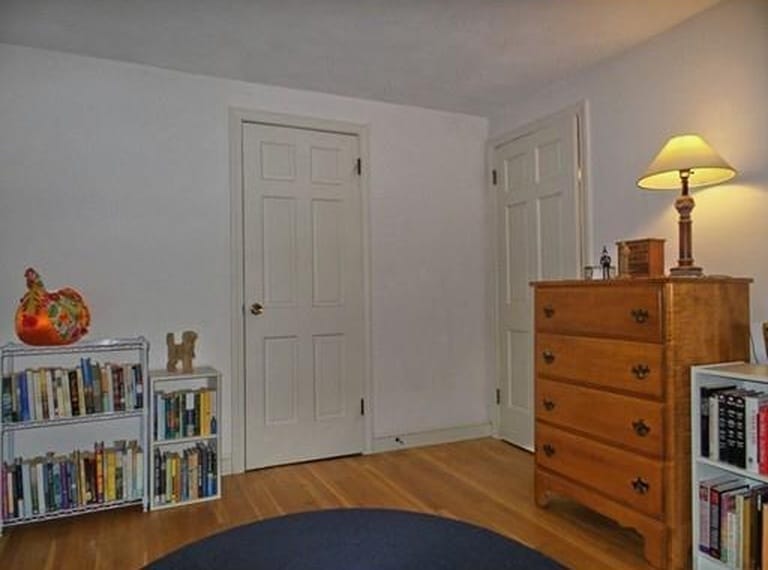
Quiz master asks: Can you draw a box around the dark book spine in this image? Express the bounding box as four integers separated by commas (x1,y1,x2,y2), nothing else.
14,459,22,518
719,392,731,464
734,393,747,468
68,370,80,416
12,373,20,422
1,375,13,422
710,487,723,558
154,448,160,503
18,372,29,422
60,460,69,509
45,458,54,512
92,363,102,414
160,452,166,503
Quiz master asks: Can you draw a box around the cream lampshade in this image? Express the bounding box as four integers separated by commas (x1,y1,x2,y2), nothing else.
637,134,735,276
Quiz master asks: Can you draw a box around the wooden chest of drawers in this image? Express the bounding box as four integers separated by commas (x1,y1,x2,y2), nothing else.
532,278,750,569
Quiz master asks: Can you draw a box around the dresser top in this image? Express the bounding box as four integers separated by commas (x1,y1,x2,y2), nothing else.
531,276,752,287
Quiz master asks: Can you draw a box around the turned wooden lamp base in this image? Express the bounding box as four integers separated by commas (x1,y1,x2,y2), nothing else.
669,265,703,277
669,175,704,277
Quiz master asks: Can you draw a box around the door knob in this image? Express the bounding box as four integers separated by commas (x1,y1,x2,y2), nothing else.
250,302,264,316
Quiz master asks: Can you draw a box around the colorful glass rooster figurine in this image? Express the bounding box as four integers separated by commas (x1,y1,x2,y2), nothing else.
15,268,91,345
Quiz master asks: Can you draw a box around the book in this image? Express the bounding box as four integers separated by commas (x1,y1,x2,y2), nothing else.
134,364,144,409
92,363,103,414
760,404,768,476
701,384,736,457
744,391,768,473
67,369,80,416
36,369,46,420
45,369,58,419
730,391,747,468
18,370,30,422
1,375,13,422
710,478,748,559
123,365,134,410
185,391,195,437
699,475,734,553
59,368,72,417
80,358,93,414
21,460,32,518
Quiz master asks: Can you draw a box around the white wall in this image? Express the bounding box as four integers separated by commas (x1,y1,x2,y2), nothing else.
0,44,490,462
491,0,768,359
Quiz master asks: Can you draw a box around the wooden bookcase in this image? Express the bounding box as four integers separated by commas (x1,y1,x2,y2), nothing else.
691,362,768,570
148,366,221,510
0,337,150,535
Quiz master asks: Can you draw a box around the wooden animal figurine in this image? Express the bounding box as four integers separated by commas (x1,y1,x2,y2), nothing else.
166,330,198,373
15,268,90,345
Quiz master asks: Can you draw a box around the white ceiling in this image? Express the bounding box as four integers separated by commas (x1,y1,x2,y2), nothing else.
0,0,722,117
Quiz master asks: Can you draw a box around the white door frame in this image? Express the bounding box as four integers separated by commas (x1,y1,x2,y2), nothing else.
485,101,591,438
228,108,373,473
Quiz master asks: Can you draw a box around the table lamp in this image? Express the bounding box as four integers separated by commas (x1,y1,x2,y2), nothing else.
637,134,735,277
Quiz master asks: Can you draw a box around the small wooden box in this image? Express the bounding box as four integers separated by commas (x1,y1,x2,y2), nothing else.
618,238,665,278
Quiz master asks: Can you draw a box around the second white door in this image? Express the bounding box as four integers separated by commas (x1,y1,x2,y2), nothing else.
243,122,365,469
493,112,582,450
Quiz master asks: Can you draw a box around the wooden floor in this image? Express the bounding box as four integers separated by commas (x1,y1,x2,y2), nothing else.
0,438,654,570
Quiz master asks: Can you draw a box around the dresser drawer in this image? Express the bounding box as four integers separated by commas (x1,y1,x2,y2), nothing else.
536,378,663,456
536,422,663,518
535,333,664,398
535,285,663,342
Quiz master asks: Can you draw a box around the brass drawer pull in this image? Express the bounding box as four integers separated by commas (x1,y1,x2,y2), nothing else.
542,351,555,364
542,399,556,411
631,364,650,379
542,444,556,457
630,308,650,324
632,419,651,437
631,477,650,495
543,304,555,318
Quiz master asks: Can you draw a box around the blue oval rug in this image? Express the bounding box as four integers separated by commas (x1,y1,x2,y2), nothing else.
146,508,566,569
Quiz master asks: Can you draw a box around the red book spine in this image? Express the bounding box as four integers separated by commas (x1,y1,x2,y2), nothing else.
759,404,768,475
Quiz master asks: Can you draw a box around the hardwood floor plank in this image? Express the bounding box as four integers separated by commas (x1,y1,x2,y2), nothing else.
0,438,654,569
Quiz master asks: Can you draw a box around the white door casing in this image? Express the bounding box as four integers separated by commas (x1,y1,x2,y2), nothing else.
242,122,366,469
492,109,584,450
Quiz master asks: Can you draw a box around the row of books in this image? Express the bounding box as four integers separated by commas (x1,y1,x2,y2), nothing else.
154,388,217,441
1,440,144,521
700,384,768,473
699,476,768,568
153,441,217,506
1,359,144,423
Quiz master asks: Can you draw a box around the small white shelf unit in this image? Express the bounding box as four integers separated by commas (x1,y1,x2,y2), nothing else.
691,361,768,570
149,366,221,510
0,337,150,535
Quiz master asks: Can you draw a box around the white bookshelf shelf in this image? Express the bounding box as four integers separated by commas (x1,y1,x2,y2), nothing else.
4,409,144,432
2,497,143,527
152,434,217,447
0,337,150,536
149,367,221,510
691,362,768,570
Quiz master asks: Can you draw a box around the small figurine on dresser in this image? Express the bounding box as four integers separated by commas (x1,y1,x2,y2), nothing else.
600,246,612,279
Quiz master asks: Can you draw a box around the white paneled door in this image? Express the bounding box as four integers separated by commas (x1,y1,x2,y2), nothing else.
243,123,365,469
493,113,581,450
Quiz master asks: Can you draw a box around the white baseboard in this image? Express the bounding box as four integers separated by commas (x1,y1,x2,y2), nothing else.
370,422,493,454
221,424,493,474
